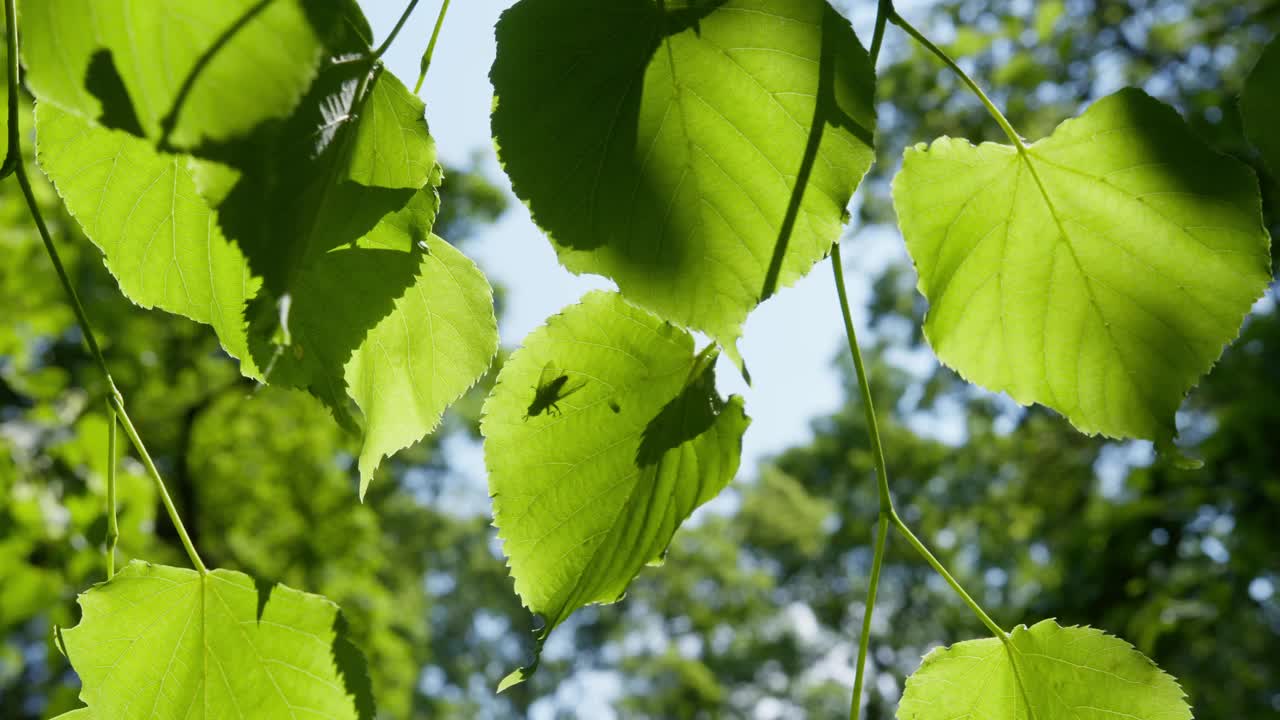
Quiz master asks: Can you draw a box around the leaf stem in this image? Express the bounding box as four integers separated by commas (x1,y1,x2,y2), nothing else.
831,245,892,516
373,0,421,60
414,0,452,94
849,513,889,719
831,242,894,720
888,511,1008,640
4,0,208,575
888,8,1026,151
832,238,1009,716
114,406,207,574
870,4,1015,643
690,341,720,379
106,407,119,579
868,0,892,66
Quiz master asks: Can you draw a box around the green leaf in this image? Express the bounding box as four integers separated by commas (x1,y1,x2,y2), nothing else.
491,0,876,351
1242,35,1280,177
186,35,470,490
482,291,749,687
18,0,351,151
258,220,500,497
346,71,440,190
897,620,1190,720
37,102,497,493
34,102,260,371
199,60,440,301
30,0,479,489
59,560,374,719
892,88,1271,442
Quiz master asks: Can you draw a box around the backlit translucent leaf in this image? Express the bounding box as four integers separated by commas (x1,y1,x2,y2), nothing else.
260,219,500,497
59,561,374,719
1242,35,1280,176
893,88,1271,442
19,0,351,151
35,102,259,371
36,104,497,493
897,620,1190,720
346,70,439,190
491,0,876,352
482,291,748,687
198,54,440,301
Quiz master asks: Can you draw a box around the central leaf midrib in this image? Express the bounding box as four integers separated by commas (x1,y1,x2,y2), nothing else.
1017,149,1157,432
1005,639,1038,720
207,574,296,718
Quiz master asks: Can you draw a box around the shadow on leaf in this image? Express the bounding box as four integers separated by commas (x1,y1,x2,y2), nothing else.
636,359,722,467
83,50,144,136
331,612,377,720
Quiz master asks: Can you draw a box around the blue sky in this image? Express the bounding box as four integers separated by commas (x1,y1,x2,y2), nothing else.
362,0,927,488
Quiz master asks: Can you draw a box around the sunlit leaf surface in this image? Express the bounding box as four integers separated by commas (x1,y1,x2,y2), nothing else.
57,561,375,720
491,0,876,353
482,291,748,688
893,89,1271,441
898,620,1191,720
20,0,349,150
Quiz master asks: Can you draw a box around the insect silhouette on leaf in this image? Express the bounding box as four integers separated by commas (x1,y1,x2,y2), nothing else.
525,362,585,419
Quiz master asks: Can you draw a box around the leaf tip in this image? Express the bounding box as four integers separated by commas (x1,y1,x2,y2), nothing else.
1157,442,1204,471
357,470,372,502
723,342,751,386
496,669,524,693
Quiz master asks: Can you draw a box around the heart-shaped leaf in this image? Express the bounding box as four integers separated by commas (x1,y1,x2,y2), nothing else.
491,0,876,354
893,89,1271,442
482,291,748,688
35,102,260,370
57,561,375,719
898,620,1190,720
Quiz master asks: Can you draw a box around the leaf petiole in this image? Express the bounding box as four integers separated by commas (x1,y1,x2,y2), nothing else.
831,240,894,720
868,0,891,67
888,8,1027,151
415,0,452,94
4,0,207,576
372,0,421,60
0,0,15,179
105,407,119,579
888,511,1008,640
842,6,893,715
833,234,1006,716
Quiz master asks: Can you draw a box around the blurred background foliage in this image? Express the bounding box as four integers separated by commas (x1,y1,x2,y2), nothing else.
2,0,1278,717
